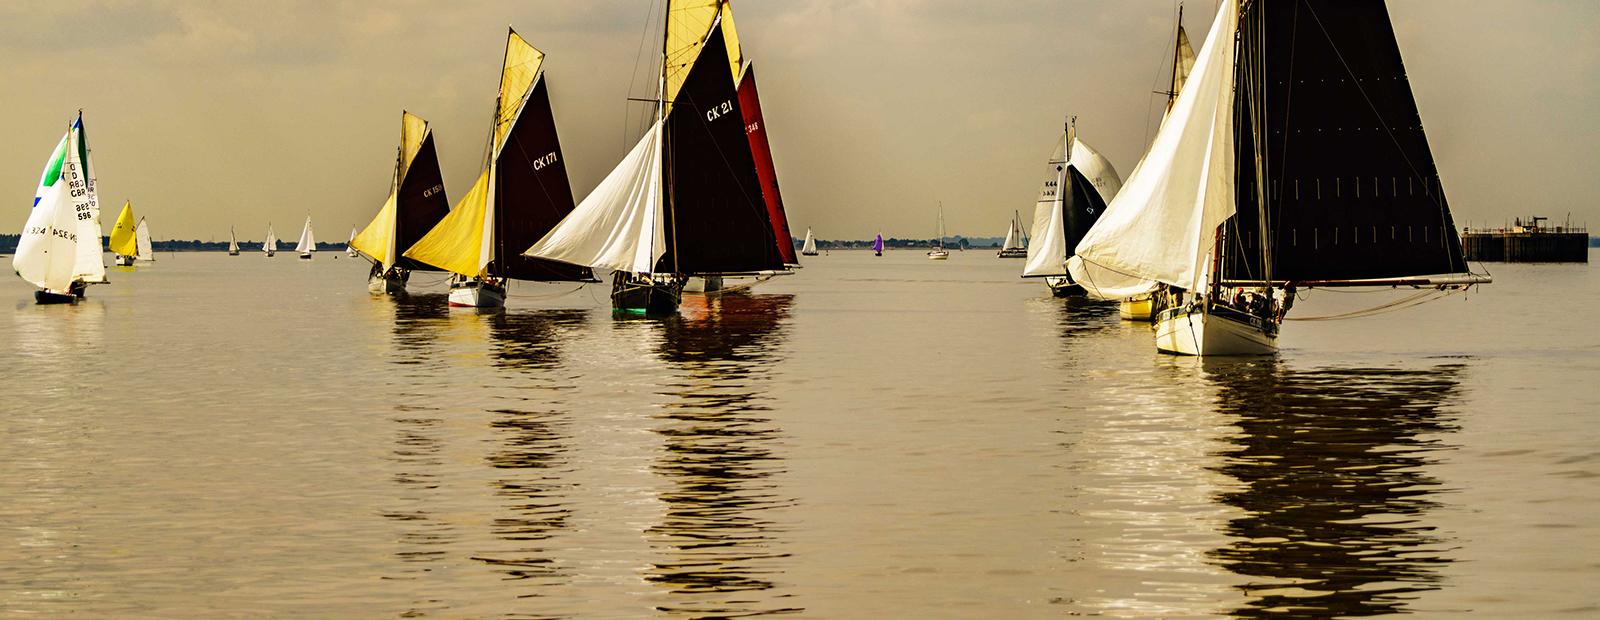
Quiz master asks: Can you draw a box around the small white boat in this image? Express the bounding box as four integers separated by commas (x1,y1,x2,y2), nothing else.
295,215,315,260
448,275,505,308
14,112,106,304
997,211,1028,258
262,224,277,257
928,203,950,259
227,226,240,256
800,228,819,256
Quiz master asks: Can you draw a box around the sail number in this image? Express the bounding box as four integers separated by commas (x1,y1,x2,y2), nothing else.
531,151,558,171
422,184,443,198
705,100,734,122
746,121,760,134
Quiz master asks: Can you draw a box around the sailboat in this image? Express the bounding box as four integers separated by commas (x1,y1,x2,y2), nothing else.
134,217,155,262
525,1,789,314
1068,0,1489,356
800,228,819,256
405,29,595,308
873,233,884,257
227,227,240,256
295,215,314,260
262,223,277,257
352,111,452,296
14,112,106,303
110,201,138,266
1021,117,1122,296
928,203,950,259
997,211,1028,258
345,228,358,257
1120,5,1199,322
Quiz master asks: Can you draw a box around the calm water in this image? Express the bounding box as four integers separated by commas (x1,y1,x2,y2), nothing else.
1,250,1596,618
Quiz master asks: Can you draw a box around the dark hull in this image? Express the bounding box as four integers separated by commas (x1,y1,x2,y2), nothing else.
35,281,86,304
611,272,683,315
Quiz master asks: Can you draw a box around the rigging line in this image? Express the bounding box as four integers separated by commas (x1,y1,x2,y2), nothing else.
626,0,664,150
1141,1,1182,151
1285,287,1458,321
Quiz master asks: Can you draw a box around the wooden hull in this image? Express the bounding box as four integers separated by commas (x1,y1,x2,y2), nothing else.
1044,276,1084,297
1155,304,1277,356
448,279,505,308
1119,294,1154,322
611,273,683,315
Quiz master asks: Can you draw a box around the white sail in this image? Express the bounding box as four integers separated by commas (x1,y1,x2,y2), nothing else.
1000,220,1018,250
73,129,106,283
14,131,80,292
525,119,664,274
801,228,817,254
1022,135,1121,277
296,216,315,253
263,225,277,253
134,218,154,261
228,227,239,252
1068,0,1238,299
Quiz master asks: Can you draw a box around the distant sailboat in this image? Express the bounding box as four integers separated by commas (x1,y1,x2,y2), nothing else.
1022,117,1122,296
353,112,452,295
1068,0,1489,356
405,29,595,308
110,201,138,265
134,217,155,262
928,203,950,260
997,211,1028,258
262,223,277,257
526,2,789,314
800,228,819,256
14,112,105,303
227,227,240,256
295,216,314,260
873,233,884,257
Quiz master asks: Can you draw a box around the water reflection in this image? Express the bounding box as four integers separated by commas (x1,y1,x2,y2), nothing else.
647,293,801,617
1203,360,1463,617
1053,296,1118,340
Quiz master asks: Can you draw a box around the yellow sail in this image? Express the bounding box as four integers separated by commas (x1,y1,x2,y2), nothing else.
402,169,491,277
399,111,429,181
350,191,397,267
108,201,138,256
664,0,743,114
496,31,545,151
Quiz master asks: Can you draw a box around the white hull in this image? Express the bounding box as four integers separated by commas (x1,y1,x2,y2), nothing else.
927,250,949,260
1154,305,1277,356
449,281,505,308
368,273,406,295
113,254,134,266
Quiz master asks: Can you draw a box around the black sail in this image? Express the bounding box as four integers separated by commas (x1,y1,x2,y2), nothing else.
659,20,784,275
1225,0,1466,283
491,76,595,282
394,132,451,271
1062,165,1110,261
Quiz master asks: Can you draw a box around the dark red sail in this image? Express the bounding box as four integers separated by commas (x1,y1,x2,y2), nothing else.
737,64,797,265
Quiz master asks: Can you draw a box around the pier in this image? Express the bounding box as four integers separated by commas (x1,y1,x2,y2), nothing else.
1462,217,1589,263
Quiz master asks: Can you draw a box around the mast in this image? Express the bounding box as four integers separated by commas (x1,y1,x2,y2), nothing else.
1170,4,1184,109
663,3,678,275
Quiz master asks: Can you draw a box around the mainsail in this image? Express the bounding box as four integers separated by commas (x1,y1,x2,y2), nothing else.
405,30,592,282
263,225,277,253
351,111,451,272
1067,1,1238,299
228,227,240,253
295,216,315,254
14,123,87,292
801,228,817,254
872,234,884,254
527,12,783,277
72,117,107,284
134,218,154,260
109,201,138,257
1023,128,1123,278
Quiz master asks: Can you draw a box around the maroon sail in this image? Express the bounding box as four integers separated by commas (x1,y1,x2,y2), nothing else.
737,64,797,266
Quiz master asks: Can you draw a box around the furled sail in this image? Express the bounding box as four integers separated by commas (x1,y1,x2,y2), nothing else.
295,216,315,253
352,112,450,271
14,128,82,292
525,120,664,274
660,18,783,275
1067,0,1239,299
109,201,138,256
1023,133,1122,278
737,63,797,265
1220,0,1468,284
405,31,591,282
134,218,154,260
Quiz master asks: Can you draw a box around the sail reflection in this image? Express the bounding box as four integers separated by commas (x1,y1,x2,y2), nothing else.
647,293,801,617
1054,296,1118,339
1203,360,1463,617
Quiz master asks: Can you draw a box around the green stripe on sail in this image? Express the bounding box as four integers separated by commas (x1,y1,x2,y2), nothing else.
40,135,68,187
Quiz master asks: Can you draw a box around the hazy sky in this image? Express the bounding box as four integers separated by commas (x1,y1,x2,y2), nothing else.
3,1,1596,241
